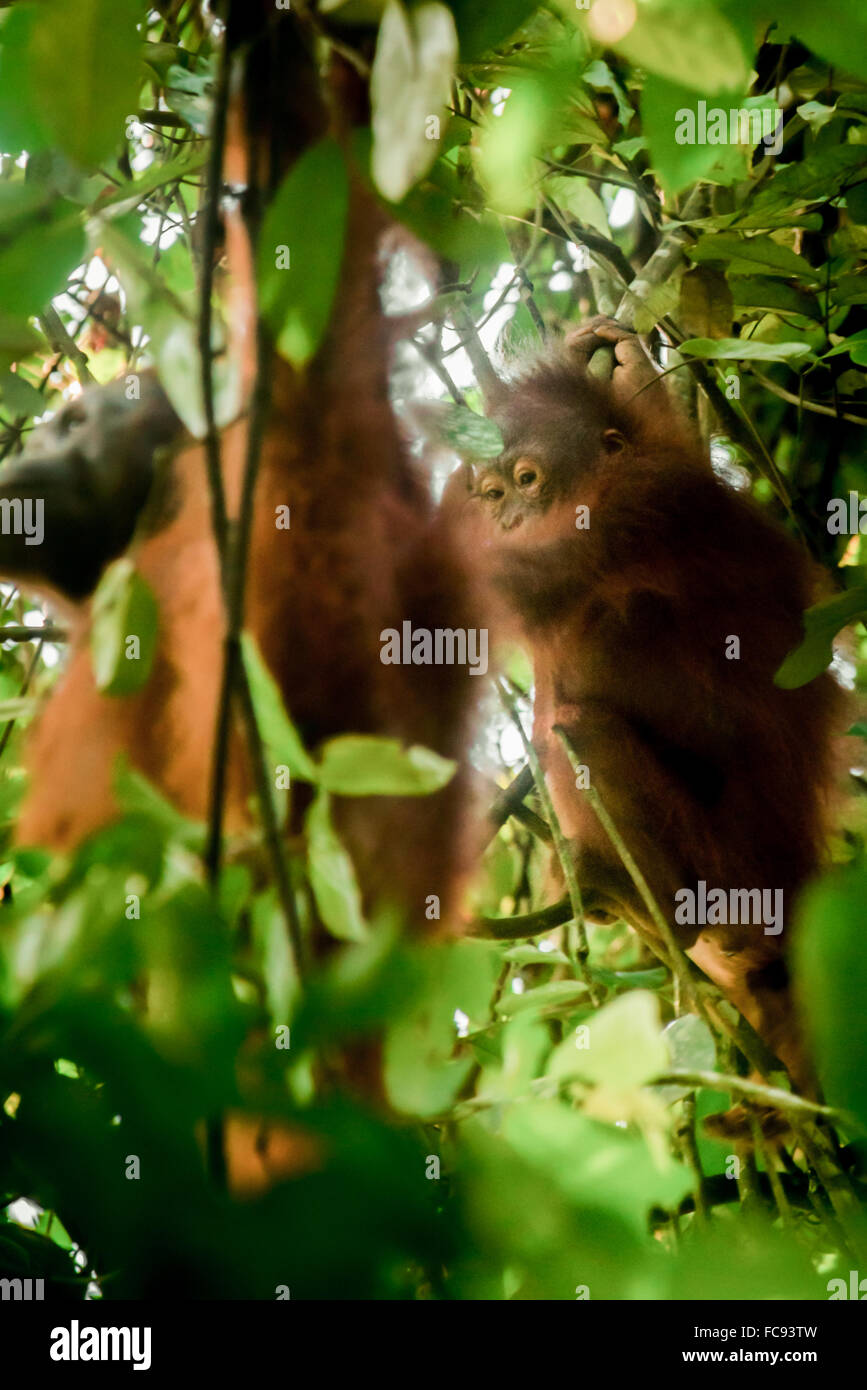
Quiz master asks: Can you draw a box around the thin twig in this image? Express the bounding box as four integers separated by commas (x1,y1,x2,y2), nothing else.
237,664,305,971
791,1118,867,1264
410,335,467,406
487,763,533,827
544,195,635,290
497,681,600,1004
553,724,701,1020
752,370,867,426
0,624,66,642
196,23,232,1196
656,1070,839,1120
37,307,94,387
675,1093,709,1225
0,636,43,761
196,30,229,562
449,304,502,407
749,1112,794,1229
473,895,573,940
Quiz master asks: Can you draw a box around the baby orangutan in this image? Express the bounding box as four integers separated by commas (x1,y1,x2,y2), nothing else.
457,316,844,1108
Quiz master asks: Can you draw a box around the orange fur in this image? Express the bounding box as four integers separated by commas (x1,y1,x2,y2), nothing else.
456,319,846,1096
18,12,477,929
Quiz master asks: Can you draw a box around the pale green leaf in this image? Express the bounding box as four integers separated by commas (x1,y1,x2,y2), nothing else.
258,138,349,366
371,1,458,201
547,990,667,1089
306,791,367,943
318,735,456,796
241,633,318,782
90,559,158,696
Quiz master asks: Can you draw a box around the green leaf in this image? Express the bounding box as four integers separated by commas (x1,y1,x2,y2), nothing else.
547,990,667,1088
113,759,203,848
641,76,752,195
504,944,570,966
141,41,192,83
371,1,458,202
449,0,539,60
252,888,300,1024
0,9,47,155
678,336,815,365
730,275,821,320
394,184,511,279
846,181,867,226
93,217,238,436
383,939,501,1116
546,175,610,236
796,100,838,133
775,587,867,689
318,735,456,796
96,150,209,217
29,0,141,168
834,274,867,307
241,633,318,782
479,61,577,212
746,145,865,217
687,234,818,280
0,372,44,418
654,1015,717,1103
665,1014,717,1070
306,791,367,943
411,400,504,459
597,0,749,94
821,328,867,361
612,136,647,160
795,865,867,1131
90,559,158,696
0,195,85,319
498,1099,690,1232
164,61,211,135
582,58,635,127
496,979,589,1019
0,315,40,368
594,965,670,990
0,697,37,723
143,297,238,437
779,2,867,85
258,138,350,367
680,266,734,340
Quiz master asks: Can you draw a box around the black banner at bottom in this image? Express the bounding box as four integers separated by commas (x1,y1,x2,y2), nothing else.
1,1298,864,1376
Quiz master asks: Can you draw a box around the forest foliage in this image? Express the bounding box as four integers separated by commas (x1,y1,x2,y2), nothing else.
0,0,866,1299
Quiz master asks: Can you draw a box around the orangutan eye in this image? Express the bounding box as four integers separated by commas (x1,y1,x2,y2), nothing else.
483,485,504,501
514,462,541,489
